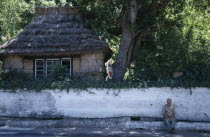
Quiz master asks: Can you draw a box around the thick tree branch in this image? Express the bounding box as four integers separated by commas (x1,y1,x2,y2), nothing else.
134,27,151,37
127,39,135,66
130,0,141,24
127,27,150,66
130,27,151,63
116,18,129,33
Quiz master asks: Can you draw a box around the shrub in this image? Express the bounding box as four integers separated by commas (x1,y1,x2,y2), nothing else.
1,68,28,80
48,64,66,80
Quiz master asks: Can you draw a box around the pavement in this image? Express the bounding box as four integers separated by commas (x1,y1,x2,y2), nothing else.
0,127,210,137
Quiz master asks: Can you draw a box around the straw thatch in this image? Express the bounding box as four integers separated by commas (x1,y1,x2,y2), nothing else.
0,7,112,58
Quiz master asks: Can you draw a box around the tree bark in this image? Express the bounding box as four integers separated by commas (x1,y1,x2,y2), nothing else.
112,21,133,81
112,27,150,81
112,0,139,81
111,0,171,82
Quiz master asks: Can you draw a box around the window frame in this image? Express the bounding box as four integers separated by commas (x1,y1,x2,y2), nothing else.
35,59,45,79
46,58,60,78
34,58,72,79
61,58,72,77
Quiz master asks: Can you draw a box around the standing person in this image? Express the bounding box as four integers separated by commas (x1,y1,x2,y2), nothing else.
162,99,176,134
107,60,113,79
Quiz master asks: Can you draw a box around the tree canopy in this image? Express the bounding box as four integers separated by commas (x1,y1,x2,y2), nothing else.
0,0,209,82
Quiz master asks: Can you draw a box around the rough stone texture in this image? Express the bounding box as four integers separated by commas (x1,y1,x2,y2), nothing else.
73,58,81,74
1,117,127,128
80,53,105,72
80,53,105,80
0,117,210,131
23,59,33,78
127,121,210,131
79,72,105,81
3,56,23,71
0,126,210,137
1,52,107,80
0,88,209,122
0,91,63,118
71,53,106,80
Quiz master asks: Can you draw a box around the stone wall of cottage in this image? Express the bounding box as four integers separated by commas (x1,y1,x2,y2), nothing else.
73,58,81,75
3,56,33,78
3,56,23,71
2,52,106,80
79,52,105,80
23,59,33,78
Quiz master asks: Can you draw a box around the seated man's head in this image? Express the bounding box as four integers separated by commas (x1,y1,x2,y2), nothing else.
167,99,172,106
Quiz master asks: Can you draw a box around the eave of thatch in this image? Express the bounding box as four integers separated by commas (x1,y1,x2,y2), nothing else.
0,7,112,60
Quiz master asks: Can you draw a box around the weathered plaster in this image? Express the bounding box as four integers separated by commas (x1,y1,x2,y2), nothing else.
0,88,209,122
3,56,23,70
0,91,62,118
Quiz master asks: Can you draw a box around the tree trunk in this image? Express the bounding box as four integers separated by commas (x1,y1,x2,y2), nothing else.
112,0,139,82
112,21,135,81
111,0,170,81
112,26,150,81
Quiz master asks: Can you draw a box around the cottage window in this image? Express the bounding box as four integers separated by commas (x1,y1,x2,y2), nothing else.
61,58,71,77
35,59,44,79
46,59,60,78
35,58,72,79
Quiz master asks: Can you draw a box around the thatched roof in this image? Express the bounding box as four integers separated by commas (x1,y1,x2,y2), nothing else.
0,7,112,59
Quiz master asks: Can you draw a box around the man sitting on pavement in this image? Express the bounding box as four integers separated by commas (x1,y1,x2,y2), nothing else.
162,98,176,134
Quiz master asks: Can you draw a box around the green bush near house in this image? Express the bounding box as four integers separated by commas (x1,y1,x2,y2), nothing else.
1,69,28,80
0,77,209,91
0,61,2,78
47,64,67,81
0,60,209,91
0,0,209,91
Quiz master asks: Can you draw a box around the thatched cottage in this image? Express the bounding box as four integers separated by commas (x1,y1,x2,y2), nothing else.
0,7,112,80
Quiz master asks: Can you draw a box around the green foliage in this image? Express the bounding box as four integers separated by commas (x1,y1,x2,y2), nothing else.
129,0,210,81
1,69,28,80
48,64,66,80
0,0,73,45
0,61,2,78
74,0,209,81
0,0,34,45
0,0,209,84
77,0,122,60
0,0,22,44
0,78,208,92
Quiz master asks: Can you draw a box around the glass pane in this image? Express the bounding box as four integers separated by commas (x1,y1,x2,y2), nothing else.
37,66,44,70
37,75,43,78
46,59,60,78
53,60,59,65
47,60,58,69
63,61,70,69
62,59,71,77
37,71,44,75
47,62,53,66
36,60,44,79
36,61,44,66
47,65,53,71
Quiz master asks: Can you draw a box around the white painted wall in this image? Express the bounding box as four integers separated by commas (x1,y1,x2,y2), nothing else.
0,88,209,122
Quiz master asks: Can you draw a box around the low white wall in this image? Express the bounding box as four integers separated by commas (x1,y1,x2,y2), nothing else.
0,88,209,122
